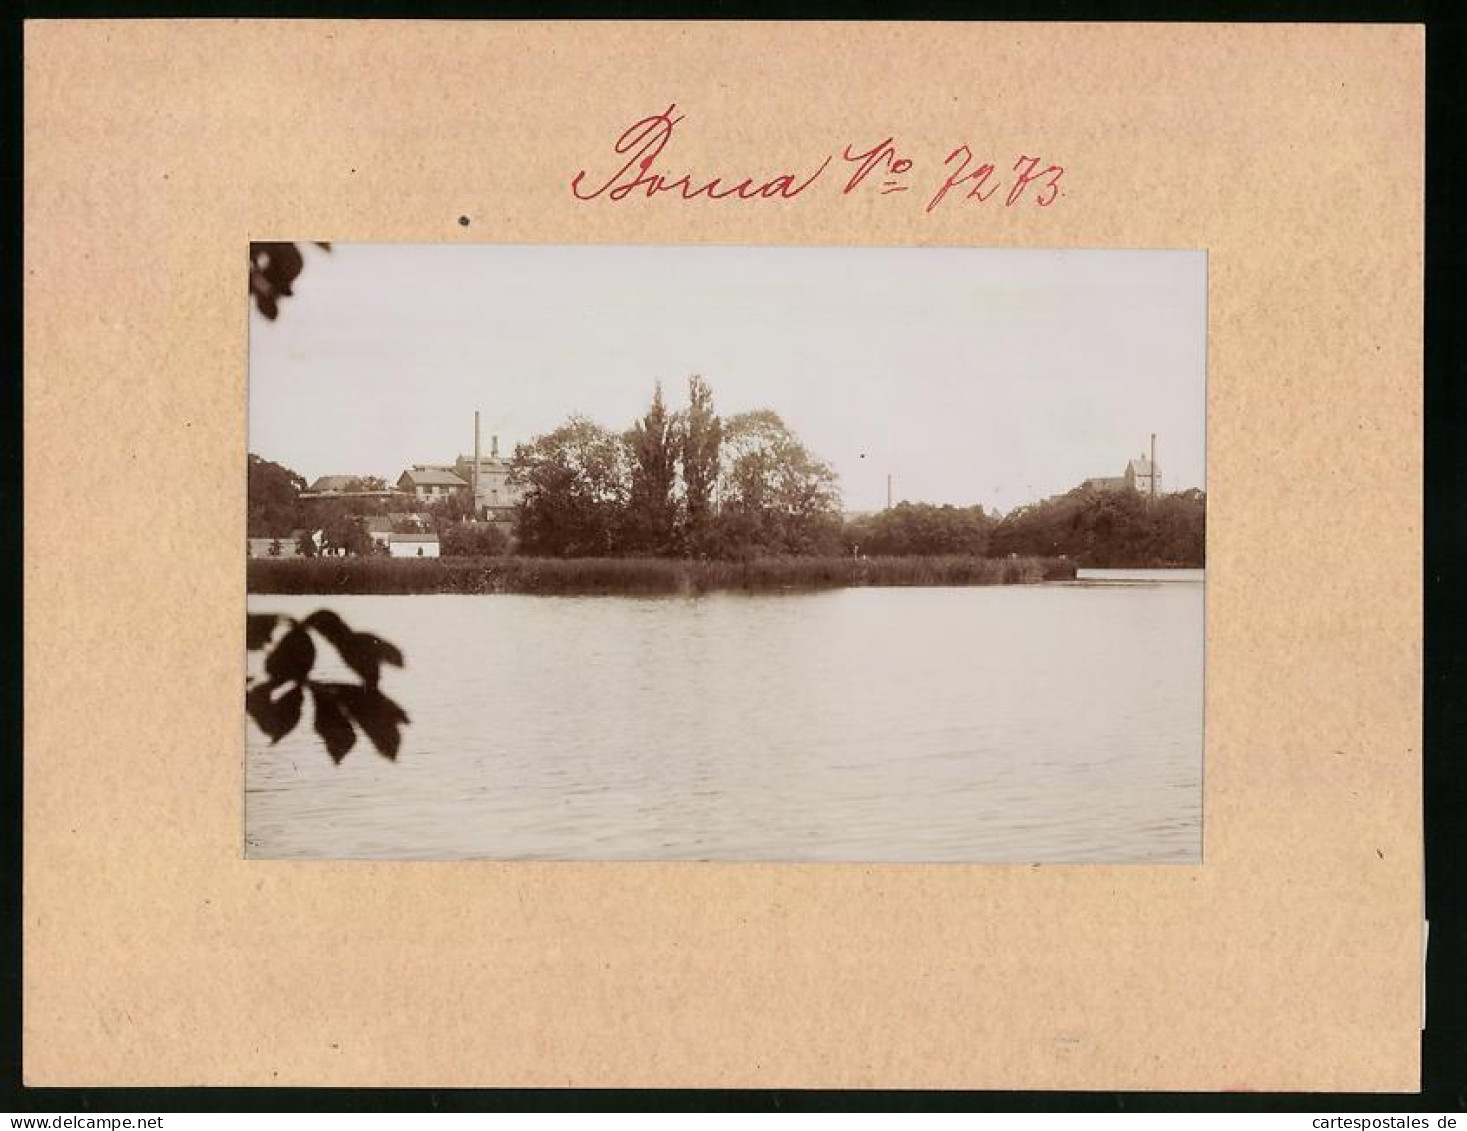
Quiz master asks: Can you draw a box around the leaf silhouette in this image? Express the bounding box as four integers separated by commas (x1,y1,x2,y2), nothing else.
246,682,303,743
248,242,305,322
359,633,404,670
247,605,410,761
303,610,402,687
301,609,352,645
336,684,410,759
310,683,356,763
246,614,280,651
265,623,315,684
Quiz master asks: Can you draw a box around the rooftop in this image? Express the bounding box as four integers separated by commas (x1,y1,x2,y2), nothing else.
399,468,468,488
308,475,357,492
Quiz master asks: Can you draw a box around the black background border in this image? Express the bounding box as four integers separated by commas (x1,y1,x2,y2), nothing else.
1,0,1461,1112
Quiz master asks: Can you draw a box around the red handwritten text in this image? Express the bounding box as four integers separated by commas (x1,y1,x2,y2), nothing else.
841,138,916,195
927,147,1065,213
570,107,1066,214
571,104,831,202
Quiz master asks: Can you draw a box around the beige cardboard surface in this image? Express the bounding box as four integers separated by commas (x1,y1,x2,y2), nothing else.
23,21,1423,1090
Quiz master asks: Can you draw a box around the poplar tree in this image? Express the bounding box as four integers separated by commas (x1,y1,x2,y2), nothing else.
679,375,723,555
625,382,679,554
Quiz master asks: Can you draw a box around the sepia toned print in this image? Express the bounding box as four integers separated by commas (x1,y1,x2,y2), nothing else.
245,243,1205,862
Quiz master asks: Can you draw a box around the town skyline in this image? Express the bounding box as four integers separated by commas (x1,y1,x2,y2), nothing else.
255,425,1190,520
249,244,1206,514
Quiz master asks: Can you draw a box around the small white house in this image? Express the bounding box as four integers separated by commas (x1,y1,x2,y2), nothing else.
388,533,441,558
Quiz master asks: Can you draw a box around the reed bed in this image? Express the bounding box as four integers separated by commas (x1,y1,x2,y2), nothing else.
248,555,1076,596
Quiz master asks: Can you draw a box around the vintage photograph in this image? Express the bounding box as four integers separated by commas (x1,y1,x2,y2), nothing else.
245,244,1206,863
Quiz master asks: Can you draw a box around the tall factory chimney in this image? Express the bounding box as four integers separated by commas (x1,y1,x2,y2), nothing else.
1149,432,1157,497
887,473,893,510
473,411,481,516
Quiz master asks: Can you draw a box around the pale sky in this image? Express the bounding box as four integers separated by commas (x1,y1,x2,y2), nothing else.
249,244,1205,515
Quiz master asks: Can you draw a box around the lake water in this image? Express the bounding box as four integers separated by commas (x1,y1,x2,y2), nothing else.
246,575,1203,863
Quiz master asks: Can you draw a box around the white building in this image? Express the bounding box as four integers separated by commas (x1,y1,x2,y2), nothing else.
388,532,441,558
1081,443,1163,497
1123,454,1162,496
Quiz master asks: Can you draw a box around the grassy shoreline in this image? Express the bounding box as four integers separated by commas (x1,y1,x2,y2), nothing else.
247,554,1078,596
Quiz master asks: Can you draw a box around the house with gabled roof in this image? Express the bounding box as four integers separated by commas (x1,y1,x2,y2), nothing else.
396,466,468,502
1123,454,1161,496
307,474,357,494
1081,441,1163,498
364,516,395,549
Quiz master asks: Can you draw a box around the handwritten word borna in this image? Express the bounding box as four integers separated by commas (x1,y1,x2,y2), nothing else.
570,105,1065,213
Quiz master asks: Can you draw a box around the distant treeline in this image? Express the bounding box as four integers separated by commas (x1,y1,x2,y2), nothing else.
989,487,1205,568
844,490,1204,568
248,555,1077,596
250,375,1205,568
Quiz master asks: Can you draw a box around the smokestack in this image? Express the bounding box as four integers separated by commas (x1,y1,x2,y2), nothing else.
492,434,499,459
887,473,893,510
1149,432,1157,497
473,411,481,516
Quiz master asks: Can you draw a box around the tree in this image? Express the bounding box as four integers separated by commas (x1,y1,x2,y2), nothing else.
440,521,511,557
247,453,307,536
321,512,372,557
624,382,679,554
843,502,993,557
716,410,843,556
296,530,319,558
1141,489,1206,565
427,489,476,528
989,486,1206,567
678,374,722,555
509,416,632,557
